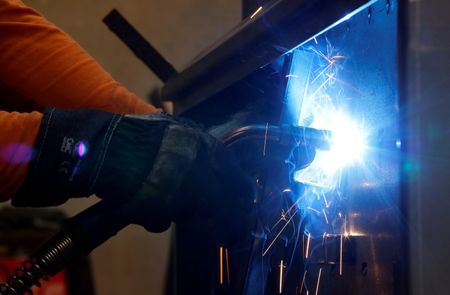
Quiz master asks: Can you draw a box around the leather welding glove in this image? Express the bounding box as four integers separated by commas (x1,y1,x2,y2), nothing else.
13,108,254,232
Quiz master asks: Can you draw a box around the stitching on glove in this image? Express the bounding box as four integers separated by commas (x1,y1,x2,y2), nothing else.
32,108,55,178
88,114,123,193
124,112,178,124
146,125,200,196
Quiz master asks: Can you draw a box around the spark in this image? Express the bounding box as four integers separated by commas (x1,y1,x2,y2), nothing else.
322,191,329,208
305,233,311,258
281,209,288,221
219,246,224,285
271,214,287,231
263,122,269,156
310,60,336,84
263,210,298,256
279,260,286,294
339,234,343,276
296,112,368,187
307,206,321,214
219,247,230,285
293,0,378,65
271,195,304,230
250,6,263,19
315,268,322,295
325,72,337,82
346,231,366,237
294,41,368,192
322,209,329,224
332,54,346,60
344,215,348,237
288,196,305,212
289,37,371,290
324,74,364,95
307,74,334,99
310,47,332,64
299,270,307,294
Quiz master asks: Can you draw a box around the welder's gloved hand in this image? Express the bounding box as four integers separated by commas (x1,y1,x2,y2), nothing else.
13,108,254,232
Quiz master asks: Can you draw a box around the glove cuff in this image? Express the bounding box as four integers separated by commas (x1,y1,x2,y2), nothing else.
13,108,120,206
13,108,169,207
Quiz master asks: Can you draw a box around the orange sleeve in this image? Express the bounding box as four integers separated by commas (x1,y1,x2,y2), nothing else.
0,0,159,115
0,110,41,201
0,0,162,201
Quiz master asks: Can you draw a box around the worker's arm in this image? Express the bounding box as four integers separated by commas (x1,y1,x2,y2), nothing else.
12,109,253,232
0,111,41,201
0,0,158,114
0,0,161,201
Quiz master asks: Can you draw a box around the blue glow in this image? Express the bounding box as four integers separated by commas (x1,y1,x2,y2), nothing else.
75,141,88,157
288,0,380,54
329,114,367,166
290,44,368,190
282,0,400,240
286,22,384,238
0,143,33,164
244,1,401,293
289,41,371,238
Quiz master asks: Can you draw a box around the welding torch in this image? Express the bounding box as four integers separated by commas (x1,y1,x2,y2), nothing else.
0,125,331,295
222,125,331,150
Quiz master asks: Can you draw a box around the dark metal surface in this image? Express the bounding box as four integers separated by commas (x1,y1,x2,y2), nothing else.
162,0,376,114
247,1,405,293
404,0,450,294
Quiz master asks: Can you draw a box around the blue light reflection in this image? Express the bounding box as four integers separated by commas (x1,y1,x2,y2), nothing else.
283,3,400,238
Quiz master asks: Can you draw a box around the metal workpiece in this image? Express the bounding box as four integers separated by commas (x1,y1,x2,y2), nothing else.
404,0,450,293
173,0,408,294
163,0,378,114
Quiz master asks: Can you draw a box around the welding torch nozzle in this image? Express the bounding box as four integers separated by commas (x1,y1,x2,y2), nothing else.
222,124,332,151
